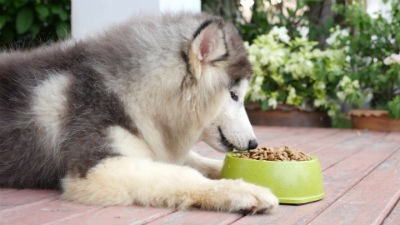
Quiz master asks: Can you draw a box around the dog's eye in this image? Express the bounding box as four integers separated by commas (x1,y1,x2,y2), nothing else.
230,91,239,101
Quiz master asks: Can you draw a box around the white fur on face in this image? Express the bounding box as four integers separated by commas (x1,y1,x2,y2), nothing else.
201,79,256,152
31,73,70,153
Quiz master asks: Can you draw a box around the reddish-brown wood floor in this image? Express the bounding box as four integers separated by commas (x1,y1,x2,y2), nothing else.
1,127,399,225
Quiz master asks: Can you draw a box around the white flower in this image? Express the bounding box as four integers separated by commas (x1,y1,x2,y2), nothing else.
270,26,290,43
337,91,345,101
314,98,326,107
255,75,263,84
383,53,400,65
338,76,351,87
326,27,349,47
363,57,372,64
271,0,282,4
352,80,360,89
389,35,395,44
286,86,299,105
297,26,309,38
316,81,326,90
268,97,278,109
371,35,378,42
365,92,373,103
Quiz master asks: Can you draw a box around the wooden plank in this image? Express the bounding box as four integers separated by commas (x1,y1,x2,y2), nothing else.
145,209,242,225
0,189,58,210
49,206,175,225
0,189,18,194
385,132,400,143
315,131,387,171
308,148,400,225
0,198,100,225
383,200,400,225
231,133,399,225
257,128,340,148
305,129,366,153
252,126,291,140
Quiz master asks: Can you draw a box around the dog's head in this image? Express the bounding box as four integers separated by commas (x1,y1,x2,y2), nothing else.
179,15,256,152
201,77,257,152
185,17,257,152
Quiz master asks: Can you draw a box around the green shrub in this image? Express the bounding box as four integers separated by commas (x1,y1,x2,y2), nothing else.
0,0,71,49
387,96,400,119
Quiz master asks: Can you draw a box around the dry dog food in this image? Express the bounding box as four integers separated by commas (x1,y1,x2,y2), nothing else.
234,146,312,161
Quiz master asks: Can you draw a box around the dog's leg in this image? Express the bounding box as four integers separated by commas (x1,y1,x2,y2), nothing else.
61,156,278,213
184,151,222,179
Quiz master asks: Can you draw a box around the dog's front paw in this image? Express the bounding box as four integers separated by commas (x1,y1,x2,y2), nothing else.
204,159,223,179
210,179,279,214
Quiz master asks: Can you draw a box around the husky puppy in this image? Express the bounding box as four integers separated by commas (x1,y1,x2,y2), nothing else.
0,13,278,213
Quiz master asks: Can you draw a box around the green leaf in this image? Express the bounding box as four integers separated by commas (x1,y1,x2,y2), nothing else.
35,5,50,21
387,96,400,118
29,24,40,37
51,5,69,21
16,8,33,34
261,101,269,111
56,22,69,39
13,0,29,8
0,16,6,28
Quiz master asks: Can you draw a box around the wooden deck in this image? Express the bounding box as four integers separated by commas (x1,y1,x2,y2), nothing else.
1,126,399,225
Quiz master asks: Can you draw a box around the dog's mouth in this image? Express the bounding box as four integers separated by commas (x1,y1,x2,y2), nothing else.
218,126,237,152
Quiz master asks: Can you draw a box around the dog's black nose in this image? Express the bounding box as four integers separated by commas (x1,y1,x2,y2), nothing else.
248,139,258,150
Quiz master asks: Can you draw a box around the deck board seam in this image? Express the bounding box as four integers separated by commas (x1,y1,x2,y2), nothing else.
377,189,400,225
377,147,400,225
311,131,377,154
321,132,390,172
41,207,101,225
140,209,178,225
0,195,58,213
305,145,400,225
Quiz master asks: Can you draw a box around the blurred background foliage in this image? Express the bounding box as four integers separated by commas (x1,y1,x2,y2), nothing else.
202,0,359,47
0,0,70,49
0,0,360,49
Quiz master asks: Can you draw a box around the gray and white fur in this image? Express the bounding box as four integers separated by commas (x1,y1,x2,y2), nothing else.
0,12,278,213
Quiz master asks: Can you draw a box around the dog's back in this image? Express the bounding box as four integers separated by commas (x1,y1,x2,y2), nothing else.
0,41,120,188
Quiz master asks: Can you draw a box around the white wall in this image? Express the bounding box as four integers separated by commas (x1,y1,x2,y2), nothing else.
72,0,201,39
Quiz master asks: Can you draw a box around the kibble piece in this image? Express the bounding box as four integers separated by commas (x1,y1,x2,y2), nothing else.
233,146,312,161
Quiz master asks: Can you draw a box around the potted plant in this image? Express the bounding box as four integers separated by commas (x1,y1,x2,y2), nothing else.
245,26,346,127
349,96,400,131
331,2,400,131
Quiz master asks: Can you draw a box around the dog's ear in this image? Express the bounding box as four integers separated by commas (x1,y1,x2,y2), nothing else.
189,19,227,78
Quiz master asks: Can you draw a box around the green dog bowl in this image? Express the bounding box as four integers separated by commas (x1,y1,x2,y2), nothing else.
220,152,324,204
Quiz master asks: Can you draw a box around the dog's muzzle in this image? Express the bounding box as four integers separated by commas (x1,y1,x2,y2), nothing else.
218,127,258,151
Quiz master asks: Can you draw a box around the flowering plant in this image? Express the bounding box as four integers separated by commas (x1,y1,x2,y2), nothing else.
246,26,347,118
329,2,400,116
